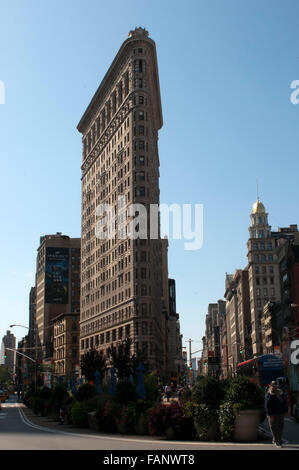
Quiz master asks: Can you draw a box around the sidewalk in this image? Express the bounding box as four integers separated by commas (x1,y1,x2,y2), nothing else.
259,416,299,445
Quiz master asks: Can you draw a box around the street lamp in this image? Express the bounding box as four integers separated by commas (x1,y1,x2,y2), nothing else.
9,324,38,390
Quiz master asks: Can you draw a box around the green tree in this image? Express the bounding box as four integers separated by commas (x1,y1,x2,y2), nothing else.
109,338,132,380
0,366,12,386
109,338,149,381
80,349,106,382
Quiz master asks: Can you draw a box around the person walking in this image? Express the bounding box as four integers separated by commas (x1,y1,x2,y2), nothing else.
164,384,172,402
265,381,288,448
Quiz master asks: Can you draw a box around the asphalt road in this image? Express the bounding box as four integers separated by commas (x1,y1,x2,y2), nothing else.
0,395,298,451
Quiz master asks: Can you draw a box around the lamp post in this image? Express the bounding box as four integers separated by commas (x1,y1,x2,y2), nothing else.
9,324,38,390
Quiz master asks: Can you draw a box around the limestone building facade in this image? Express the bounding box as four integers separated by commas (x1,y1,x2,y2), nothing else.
77,28,171,377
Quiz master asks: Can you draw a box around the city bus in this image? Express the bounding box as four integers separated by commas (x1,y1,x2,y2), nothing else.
236,354,285,390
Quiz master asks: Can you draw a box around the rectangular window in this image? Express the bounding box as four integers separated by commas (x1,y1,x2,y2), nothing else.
141,285,147,296
141,268,147,279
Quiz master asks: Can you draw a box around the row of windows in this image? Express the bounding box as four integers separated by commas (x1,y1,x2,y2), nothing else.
251,230,270,239
255,265,274,274
81,324,131,349
256,288,275,297
253,242,272,250
256,277,275,285
81,305,132,324
253,254,273,262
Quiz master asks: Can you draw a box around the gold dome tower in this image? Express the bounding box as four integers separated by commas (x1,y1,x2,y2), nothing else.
251,199,266,214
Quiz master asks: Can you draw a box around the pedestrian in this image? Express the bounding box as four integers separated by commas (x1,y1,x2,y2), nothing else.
265,380,288,448
59,405,66,425
164,384,171,402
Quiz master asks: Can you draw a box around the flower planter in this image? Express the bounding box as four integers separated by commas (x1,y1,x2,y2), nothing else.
233,409,263,442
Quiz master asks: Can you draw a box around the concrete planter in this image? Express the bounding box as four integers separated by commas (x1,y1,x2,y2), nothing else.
233,409,263,442
134,413,148,435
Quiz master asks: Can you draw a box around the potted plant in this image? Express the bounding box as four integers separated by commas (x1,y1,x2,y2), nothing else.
193,403,218,441
191,377,223,440
223,376,265,442
116,404,137,434
148,402,185,440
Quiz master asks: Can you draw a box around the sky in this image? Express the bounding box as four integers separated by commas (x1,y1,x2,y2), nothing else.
0,0,299,357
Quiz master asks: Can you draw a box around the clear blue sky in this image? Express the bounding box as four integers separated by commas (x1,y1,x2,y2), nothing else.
1,0,299,356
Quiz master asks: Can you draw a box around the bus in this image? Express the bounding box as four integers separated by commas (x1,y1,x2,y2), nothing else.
236,354,286,390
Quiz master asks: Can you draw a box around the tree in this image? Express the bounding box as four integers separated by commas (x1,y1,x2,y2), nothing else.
0,366,12,386
109,338,132,380
109,338,149,380
80,349,106,382
130,350,149,379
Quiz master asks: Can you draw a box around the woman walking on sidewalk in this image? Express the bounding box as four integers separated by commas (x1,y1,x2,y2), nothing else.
265,381,288,448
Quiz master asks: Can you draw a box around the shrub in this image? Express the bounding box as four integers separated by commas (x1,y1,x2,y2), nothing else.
85,395,104,412
116,404,137,434
25,396,34,409
33,397,44,415
224,376,264,411
71,401,89,427
143,372,160,405
39,386,52,401
193,403,218,441
96,400,120,433
191,377,224,410
50,384,69,413
178,386,192,404
148,403,185,439
180,401,197,440
114,380,138,405
218,401,235,441
76,383,96,402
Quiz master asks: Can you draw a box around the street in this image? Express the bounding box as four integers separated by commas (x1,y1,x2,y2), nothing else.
0,395,298,451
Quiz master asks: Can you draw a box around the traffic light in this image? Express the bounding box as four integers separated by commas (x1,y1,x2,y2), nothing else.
239,345,243,355
4,350,7,359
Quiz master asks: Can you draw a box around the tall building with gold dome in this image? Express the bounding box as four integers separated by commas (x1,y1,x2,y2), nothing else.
247,199,281,356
